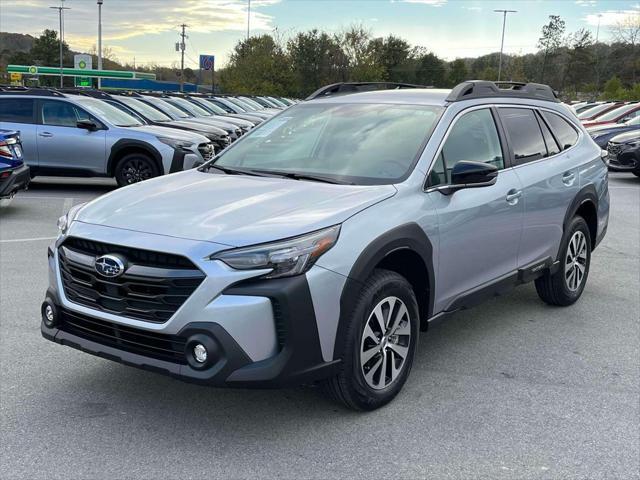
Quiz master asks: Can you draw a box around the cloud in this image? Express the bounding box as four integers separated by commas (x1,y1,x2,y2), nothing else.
1,0,281,43
583,8,640,27
394,0,448,6
575,0,597,7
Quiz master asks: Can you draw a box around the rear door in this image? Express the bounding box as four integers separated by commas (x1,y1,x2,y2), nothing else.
426,107,524,312
498,107,581,268
0,97,38,167
36,99,107,174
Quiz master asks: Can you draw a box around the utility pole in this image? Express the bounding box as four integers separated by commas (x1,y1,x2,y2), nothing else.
494,9,517,81
247,0,251,40
179,24,188,92
50,3,71,87
97,0,103,88
595,13,603,94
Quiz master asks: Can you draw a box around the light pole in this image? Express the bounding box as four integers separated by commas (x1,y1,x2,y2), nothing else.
50,3,71,87
494,9,517,81
247,0,251,40
97,0,103,88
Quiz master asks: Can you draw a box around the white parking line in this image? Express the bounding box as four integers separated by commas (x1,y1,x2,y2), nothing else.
0,236,57,244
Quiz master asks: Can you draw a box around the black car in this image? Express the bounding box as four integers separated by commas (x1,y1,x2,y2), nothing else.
0,129,30,206
588,117,640,148
607,130,640,177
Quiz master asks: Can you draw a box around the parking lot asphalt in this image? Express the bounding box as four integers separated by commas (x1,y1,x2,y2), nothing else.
1,174,638,480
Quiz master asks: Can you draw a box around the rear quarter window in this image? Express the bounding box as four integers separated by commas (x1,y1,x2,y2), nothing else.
541,111,579,150
0,98,35,124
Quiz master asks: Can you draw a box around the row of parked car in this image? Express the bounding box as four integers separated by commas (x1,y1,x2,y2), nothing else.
0,86,296,204
570,100,640,177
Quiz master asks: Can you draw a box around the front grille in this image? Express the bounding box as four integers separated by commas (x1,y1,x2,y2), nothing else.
58,308,187,364
198,142,215,161
59,237,205,323
607,143,623,156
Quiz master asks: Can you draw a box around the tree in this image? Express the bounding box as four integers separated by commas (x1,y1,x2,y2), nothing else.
415,52,445,87
447,59,468,86
31,29,69,67
538,15,565,83
369,35,413,82
562,28,594,93
340,25,385,81
611,14,640,83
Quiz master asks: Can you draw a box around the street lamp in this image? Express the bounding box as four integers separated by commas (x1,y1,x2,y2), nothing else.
247,0,251,40
50,3,71,87
97,0,103,88
494,9,517,82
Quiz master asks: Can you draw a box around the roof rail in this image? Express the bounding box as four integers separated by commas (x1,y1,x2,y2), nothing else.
306,82,430,101
56,88,114,100
446,80,559,103
0,87,66,97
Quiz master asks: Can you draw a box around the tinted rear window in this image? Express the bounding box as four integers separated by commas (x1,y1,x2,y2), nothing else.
0,98,35,124
541,111,579,150
499,108,546,164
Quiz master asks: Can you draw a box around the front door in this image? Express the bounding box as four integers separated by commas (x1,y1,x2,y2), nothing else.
426,108,524,313
36,99,107,174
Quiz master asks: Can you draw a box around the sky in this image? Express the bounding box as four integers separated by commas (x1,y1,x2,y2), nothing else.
1,0,638,69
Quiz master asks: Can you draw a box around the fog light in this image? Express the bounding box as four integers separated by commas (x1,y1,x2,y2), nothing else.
193,344,208,363
41,300,58,328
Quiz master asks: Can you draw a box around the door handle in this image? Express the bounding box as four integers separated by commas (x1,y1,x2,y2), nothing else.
39,132,53,138
506,189,522,205
562,171,576,186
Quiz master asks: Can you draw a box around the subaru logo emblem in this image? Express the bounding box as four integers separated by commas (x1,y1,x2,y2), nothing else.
94,254,126,278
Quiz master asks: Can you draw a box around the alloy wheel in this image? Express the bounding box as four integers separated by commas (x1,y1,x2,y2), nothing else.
360,296,412,390
565,230,588,292
122,159,153,184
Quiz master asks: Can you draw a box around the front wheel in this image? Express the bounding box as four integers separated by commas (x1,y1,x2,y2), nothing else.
114,153,159,187
321,269,419,410
535,216,591,306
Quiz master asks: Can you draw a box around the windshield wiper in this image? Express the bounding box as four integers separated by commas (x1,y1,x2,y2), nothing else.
202,164,266,177
246,169,351,185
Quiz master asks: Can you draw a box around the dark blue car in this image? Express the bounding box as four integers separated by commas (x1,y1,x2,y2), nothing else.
587,116,640,149
0,129,30,206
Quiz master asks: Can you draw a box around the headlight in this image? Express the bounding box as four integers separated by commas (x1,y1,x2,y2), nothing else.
211,225,340,279
626,141,640,148
158,137,195,151
57,202,87,235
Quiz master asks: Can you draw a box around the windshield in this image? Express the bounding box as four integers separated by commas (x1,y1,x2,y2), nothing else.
167,97,212,117
214,98,243,113
76,98,143,127
213,103,443,185
239,97,265,110
596,104,638,122
225,98,253,111
117,97,172,122
626,116,640,126
578,103,616,119
143,98,191,119
192,98,225,114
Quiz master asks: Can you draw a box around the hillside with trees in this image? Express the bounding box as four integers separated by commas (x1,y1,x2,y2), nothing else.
1,12,638,99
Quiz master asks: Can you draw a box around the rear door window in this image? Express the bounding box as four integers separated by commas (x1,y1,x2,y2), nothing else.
541,111,579,150
499,108,547,165
0,98,35,124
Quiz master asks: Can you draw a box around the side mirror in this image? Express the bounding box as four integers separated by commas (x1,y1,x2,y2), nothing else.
439,161,498,195
77,120,98,131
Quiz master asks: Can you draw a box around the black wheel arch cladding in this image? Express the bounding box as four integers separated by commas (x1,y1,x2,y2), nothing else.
334,222,435,361
108,139,163,176
563,184,599,252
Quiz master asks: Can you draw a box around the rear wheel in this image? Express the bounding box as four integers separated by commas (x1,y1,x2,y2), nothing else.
535,216,591,306
114,153,159,187
321,269,419,410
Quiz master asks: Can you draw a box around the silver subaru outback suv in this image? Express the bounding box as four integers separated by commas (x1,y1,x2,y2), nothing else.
42,81,609,410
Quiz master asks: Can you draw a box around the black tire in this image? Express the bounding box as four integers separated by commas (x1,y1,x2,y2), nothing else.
535,216,591,306
321,269,419,411
114,153,160,187
632,167,640,178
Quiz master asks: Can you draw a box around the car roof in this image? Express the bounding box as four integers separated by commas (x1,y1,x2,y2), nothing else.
309,88,452,106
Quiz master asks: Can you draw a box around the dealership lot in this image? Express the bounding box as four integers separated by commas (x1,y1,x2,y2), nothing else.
1,174,638,479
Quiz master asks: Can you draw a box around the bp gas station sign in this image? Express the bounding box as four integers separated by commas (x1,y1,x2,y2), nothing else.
74,54,93,87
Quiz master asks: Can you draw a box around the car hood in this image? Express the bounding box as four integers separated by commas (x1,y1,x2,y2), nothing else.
127,125,210,144
610,130,640,144
75,169,397,246
165,120,227,137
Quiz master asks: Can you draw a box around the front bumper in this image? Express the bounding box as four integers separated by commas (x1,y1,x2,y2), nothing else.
0,164,30,198
41,226,343,388
607,146,639,172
